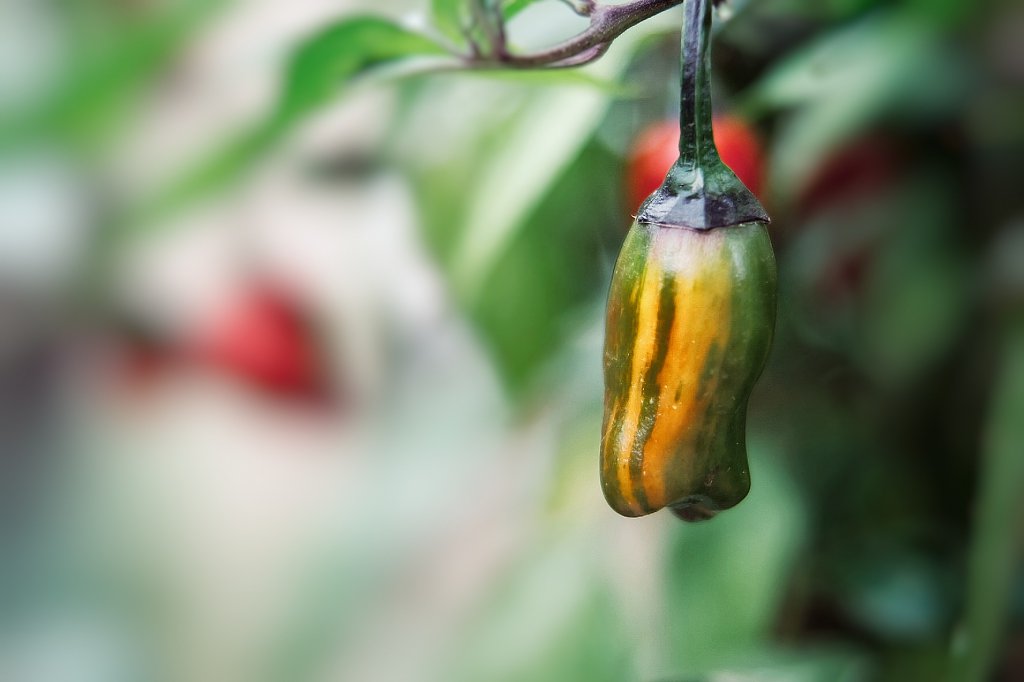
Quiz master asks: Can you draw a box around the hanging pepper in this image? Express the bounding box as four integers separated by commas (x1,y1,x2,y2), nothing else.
601,0,777,522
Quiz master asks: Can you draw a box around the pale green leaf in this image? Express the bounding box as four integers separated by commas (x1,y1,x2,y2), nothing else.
277,16,448,119
149,15,447,216
502,0,543,20
432,0,469,45
0,0,229,148
446,29,652,299
740,10,966,199
659,446,807,675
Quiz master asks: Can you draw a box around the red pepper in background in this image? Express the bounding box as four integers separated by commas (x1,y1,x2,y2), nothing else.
626,114,766,214
192,283,329,403
797,135,901,218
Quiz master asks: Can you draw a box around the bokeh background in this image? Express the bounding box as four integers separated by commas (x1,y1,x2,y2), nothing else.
1,0,1023,680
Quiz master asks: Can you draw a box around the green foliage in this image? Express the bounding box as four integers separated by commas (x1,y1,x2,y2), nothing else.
448,537,634,682
152,16,447,214
279,17,447,119
396,26,664,391
0,0,229,150
470,141,623,388
742,9,968,201
433,0,470,46
502,0,544,20
661,448,807,674
858,173,972,386
951,322,1024,681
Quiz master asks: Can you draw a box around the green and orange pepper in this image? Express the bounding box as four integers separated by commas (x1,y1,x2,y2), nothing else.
601,0,777,521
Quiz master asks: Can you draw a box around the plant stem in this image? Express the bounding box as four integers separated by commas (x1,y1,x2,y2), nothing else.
466,0,685,68
677,0,717,169
634,0,768,229
949,320,1024,682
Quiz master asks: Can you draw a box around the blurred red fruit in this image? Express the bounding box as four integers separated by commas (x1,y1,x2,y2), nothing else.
193,284,327,402
797,136,901,217
626,114,766,213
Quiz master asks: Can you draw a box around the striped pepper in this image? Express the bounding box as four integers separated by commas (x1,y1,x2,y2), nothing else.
600,220,776,520
600,0,777,521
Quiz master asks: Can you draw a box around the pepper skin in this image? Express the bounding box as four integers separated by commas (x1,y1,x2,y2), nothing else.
600,220,776,521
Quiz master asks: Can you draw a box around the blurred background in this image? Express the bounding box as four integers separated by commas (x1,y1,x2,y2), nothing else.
1,0,1023,680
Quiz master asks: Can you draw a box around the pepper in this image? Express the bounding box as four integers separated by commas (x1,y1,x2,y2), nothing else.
600,0,777,521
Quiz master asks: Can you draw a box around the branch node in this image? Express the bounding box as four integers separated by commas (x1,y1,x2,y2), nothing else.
460,0,685,70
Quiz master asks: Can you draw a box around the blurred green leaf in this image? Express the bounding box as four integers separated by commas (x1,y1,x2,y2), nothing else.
741,10,967,200
447,82,616,297
469,142,624,387
151,15,448,215
399,76,617,390
398,25,674,391
905,0,977,27
463,67,632,94
447,535,634,682
862,249,970,383
259,548,391,682
433,0,469,46
742,13,923,111
949,320,1024,681
278,17,447,118
658,446,806,675
502,0,544,21
657,647,870,682
859,172,972,386
0,0,228,149
836,548,954,642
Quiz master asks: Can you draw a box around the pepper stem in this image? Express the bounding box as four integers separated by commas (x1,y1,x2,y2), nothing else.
678,0,716,171
635,0,769,230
